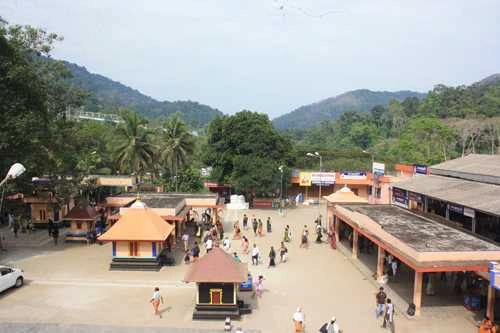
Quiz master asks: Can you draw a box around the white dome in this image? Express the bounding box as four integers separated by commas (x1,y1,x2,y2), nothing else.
130,199,147,208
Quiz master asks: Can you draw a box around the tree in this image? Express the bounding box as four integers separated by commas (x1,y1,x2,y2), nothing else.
158,114,194,191
112,109,155,176
204,111,291,195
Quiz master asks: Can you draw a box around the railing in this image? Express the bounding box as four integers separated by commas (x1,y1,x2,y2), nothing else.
65,110,122,123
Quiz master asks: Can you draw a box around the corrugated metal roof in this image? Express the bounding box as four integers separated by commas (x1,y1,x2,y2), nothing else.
394,175,500,216
431,154,500,184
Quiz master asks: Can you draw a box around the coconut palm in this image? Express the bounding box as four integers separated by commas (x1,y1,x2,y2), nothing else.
113,110,155,176
158,114,194,191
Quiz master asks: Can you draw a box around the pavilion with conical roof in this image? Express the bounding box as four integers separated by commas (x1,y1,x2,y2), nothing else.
98,200,175,271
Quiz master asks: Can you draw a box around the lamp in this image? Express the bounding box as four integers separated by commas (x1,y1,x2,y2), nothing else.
1,163,26,187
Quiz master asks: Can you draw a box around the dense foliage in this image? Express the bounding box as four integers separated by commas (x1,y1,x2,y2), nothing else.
203,111,292,195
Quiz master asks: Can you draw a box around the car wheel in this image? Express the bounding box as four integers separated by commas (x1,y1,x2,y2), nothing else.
15,277,23,288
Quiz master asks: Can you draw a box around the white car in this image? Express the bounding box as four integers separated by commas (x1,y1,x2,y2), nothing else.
0,265,24,292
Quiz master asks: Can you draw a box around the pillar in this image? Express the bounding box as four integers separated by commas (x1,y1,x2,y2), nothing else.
335,216,340,242
413,271,423,315
471,217,477,234
352,230,359,259
445,204,450,220
423,196,428,213
487,285,495,321
377,246,385,279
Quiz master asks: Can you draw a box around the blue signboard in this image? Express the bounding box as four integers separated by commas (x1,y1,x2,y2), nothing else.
448,203,464,215
414,164,428,175
392,187,408,207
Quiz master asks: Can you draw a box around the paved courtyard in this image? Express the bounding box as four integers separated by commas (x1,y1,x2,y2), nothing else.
0,205,479,332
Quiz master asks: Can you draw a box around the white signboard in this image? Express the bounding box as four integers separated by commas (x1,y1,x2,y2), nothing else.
340,172,367,180
311,172,336,185
464,207,475,218
372,162,385,176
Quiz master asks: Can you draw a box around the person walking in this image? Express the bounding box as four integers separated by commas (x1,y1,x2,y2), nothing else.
192,241,200,261
182,232,189,252
382,298,395,332
257,219,264,236
326,316,341,333
251,244,260,265
375,287,387,318
12,219,19,238
223,237,231,251
47,218,54,237
279,241,288,263
150,287,164,318
266,217,272,233
292,307,305,332
268,246,276,268
252,218,258,237
479,315,496,333
300,225,309,248
284,225,291,242
242,236,249,254
205,236,213,253
255,275,264,297
52,226,59,245
242,214,248,230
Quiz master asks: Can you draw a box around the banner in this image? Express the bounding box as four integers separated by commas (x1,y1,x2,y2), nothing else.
408,191,423,204
299,172,312,186
392,187,408,208
311,172,336,185
448,203,464,214
340,171,367,180
414,164,428,175
464,207,475,218
372,162,385,176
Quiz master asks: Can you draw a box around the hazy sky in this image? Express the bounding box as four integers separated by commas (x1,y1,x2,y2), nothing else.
1,0,499,117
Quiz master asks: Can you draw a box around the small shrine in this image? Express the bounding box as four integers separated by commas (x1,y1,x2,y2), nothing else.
183,247,251,319
64,206,99,242
98,200,175,271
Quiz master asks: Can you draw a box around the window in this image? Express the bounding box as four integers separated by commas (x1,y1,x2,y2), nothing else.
39,210,46,220
76,222,82,230
0,268,12,276
376,187,382,199
129,242,138,256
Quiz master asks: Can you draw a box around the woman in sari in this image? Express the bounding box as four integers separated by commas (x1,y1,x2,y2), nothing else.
257,219,264,236
242,236,249,254
284,225,291,242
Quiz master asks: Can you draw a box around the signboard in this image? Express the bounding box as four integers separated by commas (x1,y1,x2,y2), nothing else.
489,262,500,290
392,187,408,208
408,191,424,204
414,164,428,175
448,203,464,215
311,172,336,185
299,172,312,187
372,162,385,176
340,171,367,180
464,207,475,218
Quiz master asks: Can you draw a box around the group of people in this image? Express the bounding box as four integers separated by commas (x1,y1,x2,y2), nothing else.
292,307,342,333
375,287,395,332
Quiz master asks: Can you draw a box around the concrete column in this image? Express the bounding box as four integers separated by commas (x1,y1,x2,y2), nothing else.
487,285,495,321
413,271,423,315
335,217,340,242
377,246,385,279
423,196,428,213
352,230,359,259
471,217,477,234
445,204,450,220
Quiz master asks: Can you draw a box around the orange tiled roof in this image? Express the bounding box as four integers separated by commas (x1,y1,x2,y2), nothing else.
323,186,368,204
98,207,174,241
64,206,98,220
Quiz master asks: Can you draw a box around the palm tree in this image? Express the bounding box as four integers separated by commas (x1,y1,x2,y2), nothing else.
159,114,194,191
113,110,155,177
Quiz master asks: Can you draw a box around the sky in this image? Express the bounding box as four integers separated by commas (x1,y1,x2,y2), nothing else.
1,0,500,118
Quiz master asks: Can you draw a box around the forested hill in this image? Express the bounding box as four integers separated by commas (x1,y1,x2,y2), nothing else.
273,89,425,130
63,61,223,128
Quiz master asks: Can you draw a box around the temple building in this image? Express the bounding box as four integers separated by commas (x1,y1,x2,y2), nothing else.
183,247,250,319
98,200,175,271
331,154,500,319
64,206,99,242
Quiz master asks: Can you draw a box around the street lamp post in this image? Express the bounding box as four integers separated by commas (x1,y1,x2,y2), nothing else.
362,150,375,196
306,152,322,202
0,162,27,212
278,165,284,215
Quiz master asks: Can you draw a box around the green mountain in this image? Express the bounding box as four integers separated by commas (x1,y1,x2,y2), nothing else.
273,89,425,130
64,61,223,128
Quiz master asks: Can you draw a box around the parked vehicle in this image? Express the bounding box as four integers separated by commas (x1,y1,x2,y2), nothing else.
0,266,24,292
